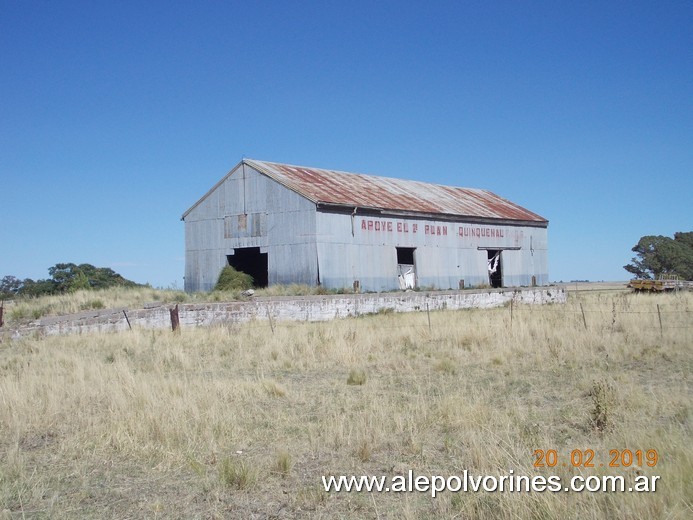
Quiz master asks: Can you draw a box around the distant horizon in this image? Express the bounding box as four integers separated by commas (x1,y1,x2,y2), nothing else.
1,262,636,292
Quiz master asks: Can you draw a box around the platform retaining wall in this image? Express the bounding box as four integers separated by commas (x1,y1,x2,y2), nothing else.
7,287,566,338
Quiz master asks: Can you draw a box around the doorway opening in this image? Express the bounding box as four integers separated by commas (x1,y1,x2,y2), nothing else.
396,247,416,289
487,250,502,288
227,247,268,287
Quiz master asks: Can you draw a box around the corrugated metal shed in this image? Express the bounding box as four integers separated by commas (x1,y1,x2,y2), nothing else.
183,159,547,224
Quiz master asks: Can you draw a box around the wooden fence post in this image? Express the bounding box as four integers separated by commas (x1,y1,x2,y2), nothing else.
580,303,587,330
267,305,275,334
0,301,4,328
657,304,663,337
123,310,132,330
170,304,180,333
426,302,431,332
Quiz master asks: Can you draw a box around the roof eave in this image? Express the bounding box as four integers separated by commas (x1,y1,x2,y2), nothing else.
315,202,548,228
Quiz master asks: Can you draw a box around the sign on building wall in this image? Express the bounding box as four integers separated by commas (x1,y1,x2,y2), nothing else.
357,217,527,247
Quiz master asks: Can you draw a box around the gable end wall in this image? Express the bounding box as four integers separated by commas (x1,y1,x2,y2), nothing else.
184,165,318,292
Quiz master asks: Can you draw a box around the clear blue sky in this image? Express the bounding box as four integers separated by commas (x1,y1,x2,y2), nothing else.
1,1,691,288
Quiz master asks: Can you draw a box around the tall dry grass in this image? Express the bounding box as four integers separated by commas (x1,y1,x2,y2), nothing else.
3,286,193,324
2,284,344,326
0,290,690,518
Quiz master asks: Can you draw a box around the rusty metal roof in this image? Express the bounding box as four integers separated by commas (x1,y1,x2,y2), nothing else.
245,159,547,224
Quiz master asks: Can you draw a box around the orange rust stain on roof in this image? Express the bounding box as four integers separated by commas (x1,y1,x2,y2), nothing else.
247,160,547,223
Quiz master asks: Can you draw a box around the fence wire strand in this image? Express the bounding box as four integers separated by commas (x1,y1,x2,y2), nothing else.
215,300,692,334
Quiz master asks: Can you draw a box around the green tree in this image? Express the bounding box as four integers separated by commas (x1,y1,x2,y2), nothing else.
20,278,57,297
674,231,693,250
47,263,140,292
48,263,81,293
79,264,137,289
624,232,693,280
0,263,142,298
0,276,24,298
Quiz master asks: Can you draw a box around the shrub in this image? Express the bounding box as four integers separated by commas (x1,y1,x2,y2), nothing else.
214,266,253,292
357,439,371,462
347,368,367,386
219,457,257,489
435,358,457,375
590,380,614,432
79,299,105,311
274,449,293,477
262,379,286,397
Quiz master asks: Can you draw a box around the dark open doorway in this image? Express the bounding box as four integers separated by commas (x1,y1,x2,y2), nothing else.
396,247,416,289
487,250,502,288
227,247,268,287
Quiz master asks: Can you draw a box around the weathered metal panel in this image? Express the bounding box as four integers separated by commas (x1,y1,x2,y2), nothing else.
183,163,318,292
315,212,548,292
224,212,267,238
246,159,547,224
269,243,317,285
316,242,394,292
184,248,227,292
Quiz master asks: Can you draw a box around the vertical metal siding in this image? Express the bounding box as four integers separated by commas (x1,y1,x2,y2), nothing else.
184,164,318,292
315,212,548,292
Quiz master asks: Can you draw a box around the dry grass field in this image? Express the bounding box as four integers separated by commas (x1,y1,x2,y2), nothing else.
0,289,691,519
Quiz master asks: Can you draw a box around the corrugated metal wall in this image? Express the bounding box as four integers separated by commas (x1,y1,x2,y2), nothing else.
184,164,317,292
315,212,548,291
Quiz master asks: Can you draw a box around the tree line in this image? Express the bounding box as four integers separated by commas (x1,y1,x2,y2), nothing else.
1,263,141,298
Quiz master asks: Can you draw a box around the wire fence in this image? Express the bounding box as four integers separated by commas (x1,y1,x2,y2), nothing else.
4,291,691,339
198,295,692,336
508,300,692,333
